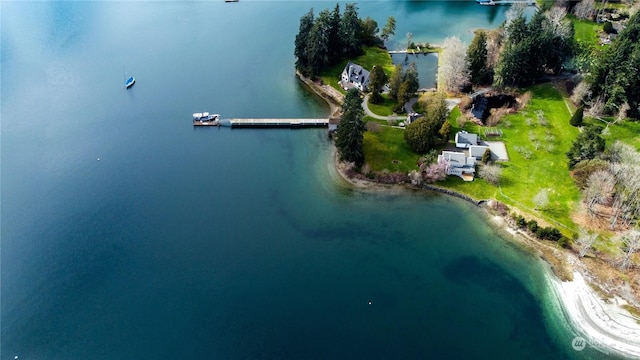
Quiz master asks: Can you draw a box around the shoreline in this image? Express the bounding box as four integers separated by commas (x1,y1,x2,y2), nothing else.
296,71,343,118
330,146,640,358
300,63,640,358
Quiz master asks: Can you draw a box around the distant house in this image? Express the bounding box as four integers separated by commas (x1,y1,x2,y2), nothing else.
340,62,370,91
455,131,479,148
438,151,476,181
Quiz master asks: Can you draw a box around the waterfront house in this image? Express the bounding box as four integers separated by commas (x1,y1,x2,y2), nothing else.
438,151,476,181
340,62,370,91
455,131,479,148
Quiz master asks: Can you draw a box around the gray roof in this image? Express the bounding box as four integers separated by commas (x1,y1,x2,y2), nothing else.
456,132,478,145
440,151,475,168
469,145,490,159
343,62,370,87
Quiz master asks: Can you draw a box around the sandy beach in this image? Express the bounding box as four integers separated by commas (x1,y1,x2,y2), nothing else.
550,271,640,358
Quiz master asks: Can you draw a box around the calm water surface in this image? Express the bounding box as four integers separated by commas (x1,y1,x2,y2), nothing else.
1,1,614,359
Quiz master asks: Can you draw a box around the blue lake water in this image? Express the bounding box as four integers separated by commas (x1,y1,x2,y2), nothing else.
1,1,616,359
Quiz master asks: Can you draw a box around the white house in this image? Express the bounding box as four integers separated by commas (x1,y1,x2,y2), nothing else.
438,151,476,181
455,131,479,148
341,62,370,91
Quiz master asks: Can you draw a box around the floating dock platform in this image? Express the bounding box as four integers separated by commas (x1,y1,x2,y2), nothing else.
193,120,221,126
229,118,329,128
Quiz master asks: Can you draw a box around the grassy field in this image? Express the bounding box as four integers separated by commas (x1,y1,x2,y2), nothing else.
366,94,397,116
583,116,640,150
362,120,417,173
444,84,582,233
570,15,603,47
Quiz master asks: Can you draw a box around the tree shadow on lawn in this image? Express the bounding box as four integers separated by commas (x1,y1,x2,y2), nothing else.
527,83,564,101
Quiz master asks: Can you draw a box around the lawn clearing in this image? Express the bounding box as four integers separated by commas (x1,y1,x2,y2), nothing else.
366,94,397,117
570,15,603,48
363,123,418,173
446,84,582,233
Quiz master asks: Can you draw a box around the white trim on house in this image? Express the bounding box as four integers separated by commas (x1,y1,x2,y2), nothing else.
438,150,476,181
340,62,370,91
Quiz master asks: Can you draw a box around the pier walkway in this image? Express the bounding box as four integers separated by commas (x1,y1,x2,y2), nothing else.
227,118,329,128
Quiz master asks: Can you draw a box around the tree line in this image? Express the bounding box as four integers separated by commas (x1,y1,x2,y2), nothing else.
294,4,395,79
439,4,575,93
584,11,640,119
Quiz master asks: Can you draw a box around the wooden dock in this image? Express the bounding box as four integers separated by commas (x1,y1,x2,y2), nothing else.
229,118,329,128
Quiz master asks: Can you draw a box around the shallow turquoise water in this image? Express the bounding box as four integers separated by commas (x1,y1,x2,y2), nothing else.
1,1,615,359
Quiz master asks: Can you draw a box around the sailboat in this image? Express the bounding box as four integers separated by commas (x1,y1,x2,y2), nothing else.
124,67,135,89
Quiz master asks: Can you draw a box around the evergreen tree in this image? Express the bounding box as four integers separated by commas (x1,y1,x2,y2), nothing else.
327,4,342,65
566,125,606,169
495,9,572,87
336,89,366,166
505,12,529,45
294,9,315,77
341,3,362,57
405,93,448,153
438,121,451,142
306,9,332,78
404,117,441,153
359,17,379,46
570,105,584,127
482,148,492,164
397,62,419,107
588,12,640,118
381,16,396,42
467,30,490,85
388,63,404,102
368,65,387,104
403,62,420,94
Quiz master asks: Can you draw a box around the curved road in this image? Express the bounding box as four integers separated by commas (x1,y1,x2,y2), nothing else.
361,94,461,122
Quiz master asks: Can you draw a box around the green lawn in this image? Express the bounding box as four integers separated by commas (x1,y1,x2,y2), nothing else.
366,94,397,116
606,120,640,150
363,123,418,173
446,84,582,233
583,116,640,151
570,15,603,48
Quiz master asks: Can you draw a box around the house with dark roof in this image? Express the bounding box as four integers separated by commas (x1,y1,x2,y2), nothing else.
340,62,370,91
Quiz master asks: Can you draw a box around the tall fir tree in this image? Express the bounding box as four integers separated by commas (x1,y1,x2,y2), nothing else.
467,31,490,85
294,9,315,77
306,9,332,78
335,89,366,166
588,11,640,118
327,4,342,65
388,63,404,102
368,65,387,104
341,3,362,57
570,106,584,127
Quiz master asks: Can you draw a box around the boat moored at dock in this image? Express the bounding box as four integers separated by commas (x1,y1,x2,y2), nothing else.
193,112,221,126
